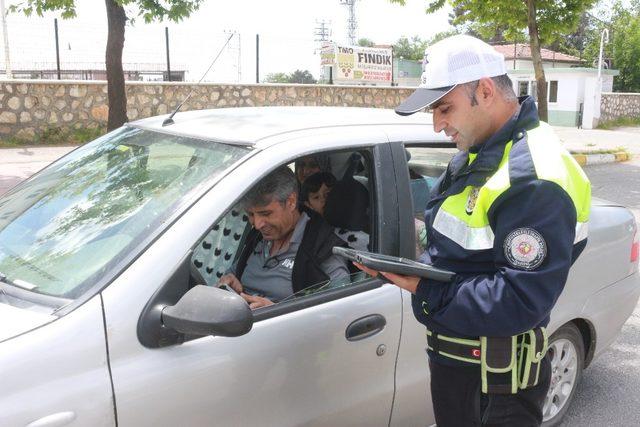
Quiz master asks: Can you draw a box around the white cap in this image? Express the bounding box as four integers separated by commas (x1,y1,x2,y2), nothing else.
396,35,507,116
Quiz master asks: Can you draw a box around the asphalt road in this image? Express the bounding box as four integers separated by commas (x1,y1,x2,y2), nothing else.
561,159,640,427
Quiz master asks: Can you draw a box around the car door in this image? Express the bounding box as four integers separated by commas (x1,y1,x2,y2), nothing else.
101,128,404,426
387,140,457,427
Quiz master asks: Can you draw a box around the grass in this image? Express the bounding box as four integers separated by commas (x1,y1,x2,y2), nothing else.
570,146,629,155
0,126,106,148
596,116,640,130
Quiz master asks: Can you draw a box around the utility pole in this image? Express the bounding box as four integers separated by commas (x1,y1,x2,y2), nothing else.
314,19,331,51
256,34,259,83
165,27,171,81
54,19,61,80
339,0,357,45
0,0,12,79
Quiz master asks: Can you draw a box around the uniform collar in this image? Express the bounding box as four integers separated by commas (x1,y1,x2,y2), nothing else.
464,96,540,174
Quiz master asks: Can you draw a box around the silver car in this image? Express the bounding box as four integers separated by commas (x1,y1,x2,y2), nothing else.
1,107,638,427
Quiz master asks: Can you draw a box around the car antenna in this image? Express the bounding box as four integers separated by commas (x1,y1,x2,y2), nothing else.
162,33,235,127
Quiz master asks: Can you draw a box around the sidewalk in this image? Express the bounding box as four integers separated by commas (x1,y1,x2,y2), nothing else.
553,126,640,166
0,146,76,196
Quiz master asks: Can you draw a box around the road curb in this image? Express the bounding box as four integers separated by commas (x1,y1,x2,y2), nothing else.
571,152,631,166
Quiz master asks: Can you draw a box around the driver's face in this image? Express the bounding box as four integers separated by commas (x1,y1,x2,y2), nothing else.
246,193,299,241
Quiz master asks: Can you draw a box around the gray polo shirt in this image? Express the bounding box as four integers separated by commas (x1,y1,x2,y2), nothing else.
237,213,349,302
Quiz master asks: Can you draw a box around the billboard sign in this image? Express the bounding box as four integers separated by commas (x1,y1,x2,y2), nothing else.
321,43,393,85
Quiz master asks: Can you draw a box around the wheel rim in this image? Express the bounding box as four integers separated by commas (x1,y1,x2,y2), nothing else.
542,338,579,422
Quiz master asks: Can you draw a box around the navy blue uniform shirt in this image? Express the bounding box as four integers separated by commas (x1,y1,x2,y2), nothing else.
412,97,587,365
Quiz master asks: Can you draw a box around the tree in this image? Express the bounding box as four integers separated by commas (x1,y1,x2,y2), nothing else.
11,0,204,131
392,36,429,60
392,31,459,61
357,38,375,47
263,72,290,84
288,69,317,84
263,70,317,84
412,0,597,122
606,1,640,92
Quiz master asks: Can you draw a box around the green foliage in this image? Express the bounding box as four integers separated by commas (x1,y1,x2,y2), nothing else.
357,38,376,47
608,1,640,92
0,126,106,148
263,72,290,84
288,70,317,84
9,0,204,23
392,30,460,60
393,36,428,60
264,70,317,84
577,0,640,92
597,116,640,129
426,0,597,45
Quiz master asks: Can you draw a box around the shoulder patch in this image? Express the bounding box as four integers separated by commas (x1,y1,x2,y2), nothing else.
503,228,547,270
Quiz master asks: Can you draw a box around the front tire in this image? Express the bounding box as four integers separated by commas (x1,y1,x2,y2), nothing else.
542,323,585,426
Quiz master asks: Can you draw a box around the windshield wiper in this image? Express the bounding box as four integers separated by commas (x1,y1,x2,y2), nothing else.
0,271,37,290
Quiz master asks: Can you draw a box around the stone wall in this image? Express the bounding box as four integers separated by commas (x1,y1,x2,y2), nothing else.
601,92,640,123
0,80,414,143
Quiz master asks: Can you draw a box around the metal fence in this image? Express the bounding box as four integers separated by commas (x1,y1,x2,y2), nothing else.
0,13,321,84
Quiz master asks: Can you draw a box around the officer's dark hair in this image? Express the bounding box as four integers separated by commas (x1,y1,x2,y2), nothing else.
300,172,337,202
463,74,517,105
241,166,299,209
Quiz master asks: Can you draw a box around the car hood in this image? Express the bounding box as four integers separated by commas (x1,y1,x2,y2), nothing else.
0,302,56,342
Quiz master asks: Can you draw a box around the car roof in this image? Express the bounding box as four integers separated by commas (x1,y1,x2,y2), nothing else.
129,106,437,146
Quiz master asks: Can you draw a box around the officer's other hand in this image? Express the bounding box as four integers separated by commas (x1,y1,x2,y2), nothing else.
218,273,243,294
353,262,420,294
241,293,274,310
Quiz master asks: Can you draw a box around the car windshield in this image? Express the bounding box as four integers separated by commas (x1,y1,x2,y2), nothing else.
0,126,248,302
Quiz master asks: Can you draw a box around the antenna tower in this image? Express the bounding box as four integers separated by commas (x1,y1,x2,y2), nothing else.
339,0,357,45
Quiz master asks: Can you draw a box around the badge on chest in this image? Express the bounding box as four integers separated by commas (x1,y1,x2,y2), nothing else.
465,187,480,215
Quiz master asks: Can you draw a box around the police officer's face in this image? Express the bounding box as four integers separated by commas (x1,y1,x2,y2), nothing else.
431,79,495,151
246,192,299,242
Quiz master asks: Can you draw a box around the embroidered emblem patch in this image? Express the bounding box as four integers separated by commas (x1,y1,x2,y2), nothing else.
503,228,547,270
465,187,480,214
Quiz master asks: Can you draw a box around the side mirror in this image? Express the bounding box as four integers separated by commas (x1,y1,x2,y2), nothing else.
162,285,253,337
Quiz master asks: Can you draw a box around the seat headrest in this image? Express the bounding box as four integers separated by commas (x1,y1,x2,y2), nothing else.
324,177,369,232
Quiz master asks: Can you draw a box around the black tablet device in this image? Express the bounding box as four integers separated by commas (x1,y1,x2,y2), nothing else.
333,247,455,283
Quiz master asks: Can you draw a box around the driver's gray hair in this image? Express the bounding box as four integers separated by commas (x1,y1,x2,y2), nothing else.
240,166,298,209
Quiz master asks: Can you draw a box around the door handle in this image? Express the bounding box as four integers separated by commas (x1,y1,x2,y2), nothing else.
345,314,386,341
26,412,76,427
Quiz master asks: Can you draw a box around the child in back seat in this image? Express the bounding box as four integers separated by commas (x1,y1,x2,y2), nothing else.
301,172,370,252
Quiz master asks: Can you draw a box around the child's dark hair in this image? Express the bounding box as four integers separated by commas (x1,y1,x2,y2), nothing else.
300,172,336,202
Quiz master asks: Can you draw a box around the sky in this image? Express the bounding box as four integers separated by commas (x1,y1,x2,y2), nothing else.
1,0,453,83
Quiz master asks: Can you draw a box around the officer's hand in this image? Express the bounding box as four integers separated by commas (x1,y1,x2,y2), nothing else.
218,274,243,294
353,262,420,294
241,293,274,310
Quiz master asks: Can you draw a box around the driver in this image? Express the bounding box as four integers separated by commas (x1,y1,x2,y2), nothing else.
218,166,349,309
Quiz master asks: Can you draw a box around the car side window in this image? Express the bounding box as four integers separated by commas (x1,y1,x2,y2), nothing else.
404,145,457,256
188,147,378,309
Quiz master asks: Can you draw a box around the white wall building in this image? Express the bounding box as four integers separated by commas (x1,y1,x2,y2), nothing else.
495,44,619,128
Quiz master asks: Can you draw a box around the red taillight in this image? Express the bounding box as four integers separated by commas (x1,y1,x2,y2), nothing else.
632,229,639,263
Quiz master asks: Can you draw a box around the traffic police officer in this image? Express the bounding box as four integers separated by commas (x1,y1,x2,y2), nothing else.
357,35,591,425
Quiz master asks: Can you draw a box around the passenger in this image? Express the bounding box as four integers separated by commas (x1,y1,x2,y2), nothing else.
300,172,337,216
218,167,349,309
295,154,331,183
